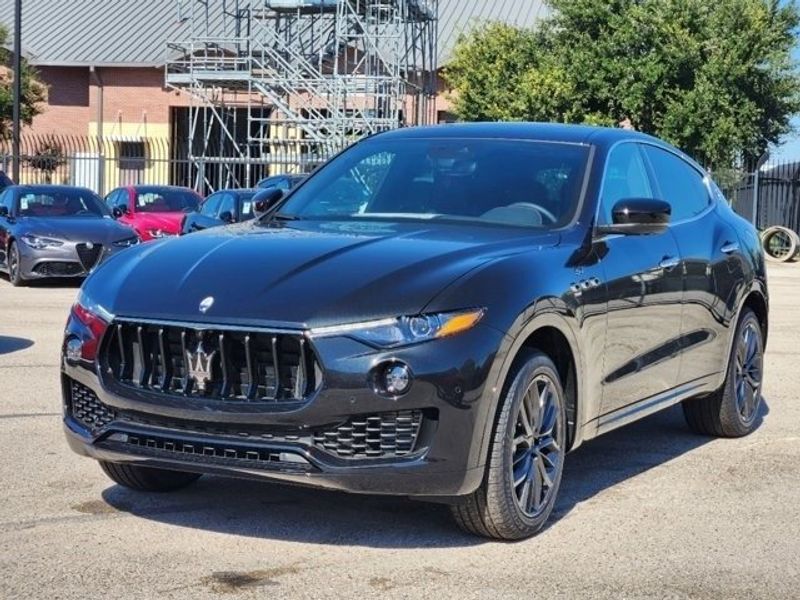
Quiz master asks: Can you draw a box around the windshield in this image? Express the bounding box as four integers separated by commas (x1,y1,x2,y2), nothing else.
17,188,110,218
238,192,258,220
276,138,590,228
135,188,199,213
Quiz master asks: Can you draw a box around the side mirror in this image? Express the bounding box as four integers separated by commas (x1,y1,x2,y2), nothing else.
219,210,234,224
596,198,671,236
112,205,128,218
252,187,284,217
0,206,8,218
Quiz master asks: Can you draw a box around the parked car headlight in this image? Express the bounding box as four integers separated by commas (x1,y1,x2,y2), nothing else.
21,234,64,249
112,236,140,248
148,229,174,238
309,308,485,348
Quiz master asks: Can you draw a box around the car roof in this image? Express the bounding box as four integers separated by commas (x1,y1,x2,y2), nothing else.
373,122,664,148
8,184,95,194
207,188,258,197
129,185,196,191
370,122,704,171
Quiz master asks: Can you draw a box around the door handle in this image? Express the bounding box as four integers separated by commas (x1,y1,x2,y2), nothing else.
721,241,740,254
659,256,680,270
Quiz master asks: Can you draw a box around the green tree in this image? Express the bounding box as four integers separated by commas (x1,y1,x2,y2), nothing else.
0,24,46,135
443,1,800,168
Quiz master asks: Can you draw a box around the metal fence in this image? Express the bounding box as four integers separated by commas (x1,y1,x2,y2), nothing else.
720,159,800,234
2,135,800,232
0,135,327,197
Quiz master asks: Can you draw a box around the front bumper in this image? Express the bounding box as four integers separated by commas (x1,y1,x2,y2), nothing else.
19,241,127,279
62,323,506,497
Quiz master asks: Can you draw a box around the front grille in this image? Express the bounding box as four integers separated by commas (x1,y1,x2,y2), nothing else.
102,322,322,404
69,380,116,431
76,243,103,271
34,261,83,276
313,410,424,459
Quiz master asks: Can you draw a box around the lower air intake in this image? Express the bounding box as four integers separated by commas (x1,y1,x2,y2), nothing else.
69,380,116,431
312,410,424,459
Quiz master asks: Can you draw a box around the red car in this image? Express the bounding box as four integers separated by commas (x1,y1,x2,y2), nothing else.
104,185,202,241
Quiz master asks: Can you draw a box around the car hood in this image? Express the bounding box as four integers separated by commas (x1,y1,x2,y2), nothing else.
129,211,186,233
85,220,559,329
17,216,136,243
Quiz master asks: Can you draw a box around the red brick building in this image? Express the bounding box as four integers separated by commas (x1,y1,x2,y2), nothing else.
0,0,546,191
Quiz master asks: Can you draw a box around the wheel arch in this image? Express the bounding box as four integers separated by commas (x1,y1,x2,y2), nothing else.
478,310,586,470
742,289,768,346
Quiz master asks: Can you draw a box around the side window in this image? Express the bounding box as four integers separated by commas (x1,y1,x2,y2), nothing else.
200,193,223,217
598,143,653,224
218,192,237,217
0,189,11,211
642,145,710,222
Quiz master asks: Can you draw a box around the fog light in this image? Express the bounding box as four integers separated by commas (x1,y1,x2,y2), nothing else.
65,337,83,364
383,363,412,396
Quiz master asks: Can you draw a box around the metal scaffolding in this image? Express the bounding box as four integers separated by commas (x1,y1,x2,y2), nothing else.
166,0,438,190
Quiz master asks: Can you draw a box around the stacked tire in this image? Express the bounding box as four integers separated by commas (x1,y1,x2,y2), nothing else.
761,226,799,262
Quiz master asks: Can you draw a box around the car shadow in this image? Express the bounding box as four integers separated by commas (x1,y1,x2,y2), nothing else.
549,399,768,526
101,401,769,548
0,335,34,355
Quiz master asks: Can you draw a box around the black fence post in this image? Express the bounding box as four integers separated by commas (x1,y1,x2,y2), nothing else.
12,0,22,182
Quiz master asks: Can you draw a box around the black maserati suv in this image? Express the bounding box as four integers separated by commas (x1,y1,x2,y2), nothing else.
62,123,768,539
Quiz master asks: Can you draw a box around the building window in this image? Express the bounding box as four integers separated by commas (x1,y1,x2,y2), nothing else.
118,141,146,171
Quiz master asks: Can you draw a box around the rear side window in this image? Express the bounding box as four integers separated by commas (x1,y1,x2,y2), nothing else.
642,145,710,222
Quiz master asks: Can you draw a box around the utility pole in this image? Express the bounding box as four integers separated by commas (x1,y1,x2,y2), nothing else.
12,0,22,182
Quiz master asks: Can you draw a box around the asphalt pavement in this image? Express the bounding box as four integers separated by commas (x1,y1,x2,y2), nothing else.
1,264,798,599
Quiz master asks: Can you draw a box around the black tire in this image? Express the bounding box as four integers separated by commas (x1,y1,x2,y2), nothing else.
7,241,26,287
451,350,566,540
99,461,201,492
682,308,764,437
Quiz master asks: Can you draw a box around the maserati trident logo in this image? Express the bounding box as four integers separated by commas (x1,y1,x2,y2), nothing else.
199,296,214,314
185,341,216,393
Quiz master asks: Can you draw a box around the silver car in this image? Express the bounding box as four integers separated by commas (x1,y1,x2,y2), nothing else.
0,185,139,286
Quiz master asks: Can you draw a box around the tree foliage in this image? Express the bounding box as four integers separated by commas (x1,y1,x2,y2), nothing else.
0,24,47,135
443,0,800,168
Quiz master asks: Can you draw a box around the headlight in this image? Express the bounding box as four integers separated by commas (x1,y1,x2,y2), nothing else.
148,229,174,238
69,289,114,362
21,234,63,249
112,236,140,248
309,308,485,348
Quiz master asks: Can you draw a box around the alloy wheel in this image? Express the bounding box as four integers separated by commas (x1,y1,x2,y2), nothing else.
8,243,19,280
511,374,563,517
734,321,763,423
